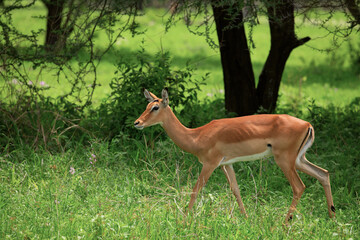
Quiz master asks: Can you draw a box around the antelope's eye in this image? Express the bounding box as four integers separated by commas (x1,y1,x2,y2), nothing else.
151,105,159,111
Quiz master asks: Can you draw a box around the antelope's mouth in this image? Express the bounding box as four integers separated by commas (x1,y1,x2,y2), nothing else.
134,125,144,130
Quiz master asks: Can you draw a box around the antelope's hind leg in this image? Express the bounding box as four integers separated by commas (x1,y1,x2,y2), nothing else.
274,154,306,223
295,155,335,218
222,164,248,218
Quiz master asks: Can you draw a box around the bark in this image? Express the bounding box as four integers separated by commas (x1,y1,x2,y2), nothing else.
212,2,258,116
136,0,144,10
43,0,66,51
345,0,360,27
212,0,310,115
256,0,310,113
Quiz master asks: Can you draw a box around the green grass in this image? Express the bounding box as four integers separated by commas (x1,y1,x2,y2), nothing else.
1,104,360,239
0,89,359,238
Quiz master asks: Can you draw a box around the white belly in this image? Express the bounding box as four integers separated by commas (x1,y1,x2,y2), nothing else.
219,147,273,166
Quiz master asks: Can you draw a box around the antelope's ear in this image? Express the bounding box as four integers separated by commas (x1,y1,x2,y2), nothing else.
143,89,158,102
161,88,169,106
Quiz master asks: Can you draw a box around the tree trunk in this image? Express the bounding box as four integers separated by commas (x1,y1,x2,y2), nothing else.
212,3,258,116
256,0,310,113
136,0,144,11
43,0,65,51
345,0,360,27
212,0,310,115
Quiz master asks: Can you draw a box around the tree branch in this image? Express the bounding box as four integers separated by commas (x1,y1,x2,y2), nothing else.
344,0,360,27
293,36,311,48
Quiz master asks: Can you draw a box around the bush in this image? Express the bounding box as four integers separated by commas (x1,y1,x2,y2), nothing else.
93,48,207,141
1,47,221,152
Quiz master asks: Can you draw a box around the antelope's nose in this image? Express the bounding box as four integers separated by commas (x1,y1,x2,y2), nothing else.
134,120,144,130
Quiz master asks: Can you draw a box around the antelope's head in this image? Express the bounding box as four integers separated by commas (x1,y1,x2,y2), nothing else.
134,88,169,130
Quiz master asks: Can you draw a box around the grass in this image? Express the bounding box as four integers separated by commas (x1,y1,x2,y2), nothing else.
0,101,360,239
1,3,360,239
1,103,360,239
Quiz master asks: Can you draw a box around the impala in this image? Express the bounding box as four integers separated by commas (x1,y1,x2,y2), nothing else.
134,88,335,222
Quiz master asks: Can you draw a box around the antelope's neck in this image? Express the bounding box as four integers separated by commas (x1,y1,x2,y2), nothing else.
161,107,199,154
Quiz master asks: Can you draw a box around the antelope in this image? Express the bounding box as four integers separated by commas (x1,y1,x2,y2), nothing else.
134,88,335,222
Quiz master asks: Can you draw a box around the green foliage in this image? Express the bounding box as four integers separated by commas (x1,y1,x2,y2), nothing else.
348,40,360,74
179,97,234,127
307,100,360,195
94,47,206,139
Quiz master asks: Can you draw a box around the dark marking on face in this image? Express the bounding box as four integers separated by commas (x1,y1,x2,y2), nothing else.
267,144,272,147
331,205,335,212
288,215,293,221
153,99,159,103
151,105,159,112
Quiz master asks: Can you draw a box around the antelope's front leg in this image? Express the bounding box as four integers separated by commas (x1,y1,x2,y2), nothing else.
186,163,217,214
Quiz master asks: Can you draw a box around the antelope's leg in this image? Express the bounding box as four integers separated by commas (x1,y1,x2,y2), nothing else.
275,155,306,223
222,164,248,217
296,155,335,218
187,163,217,214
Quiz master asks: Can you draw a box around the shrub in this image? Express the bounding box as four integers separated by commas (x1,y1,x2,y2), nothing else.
93,48,207,141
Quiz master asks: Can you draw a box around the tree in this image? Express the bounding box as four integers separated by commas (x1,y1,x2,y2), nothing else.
212,3,257,116
42,0,69,51
0,0,143,150
345,0,360,27
0,0,141,107
169,0,359,115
